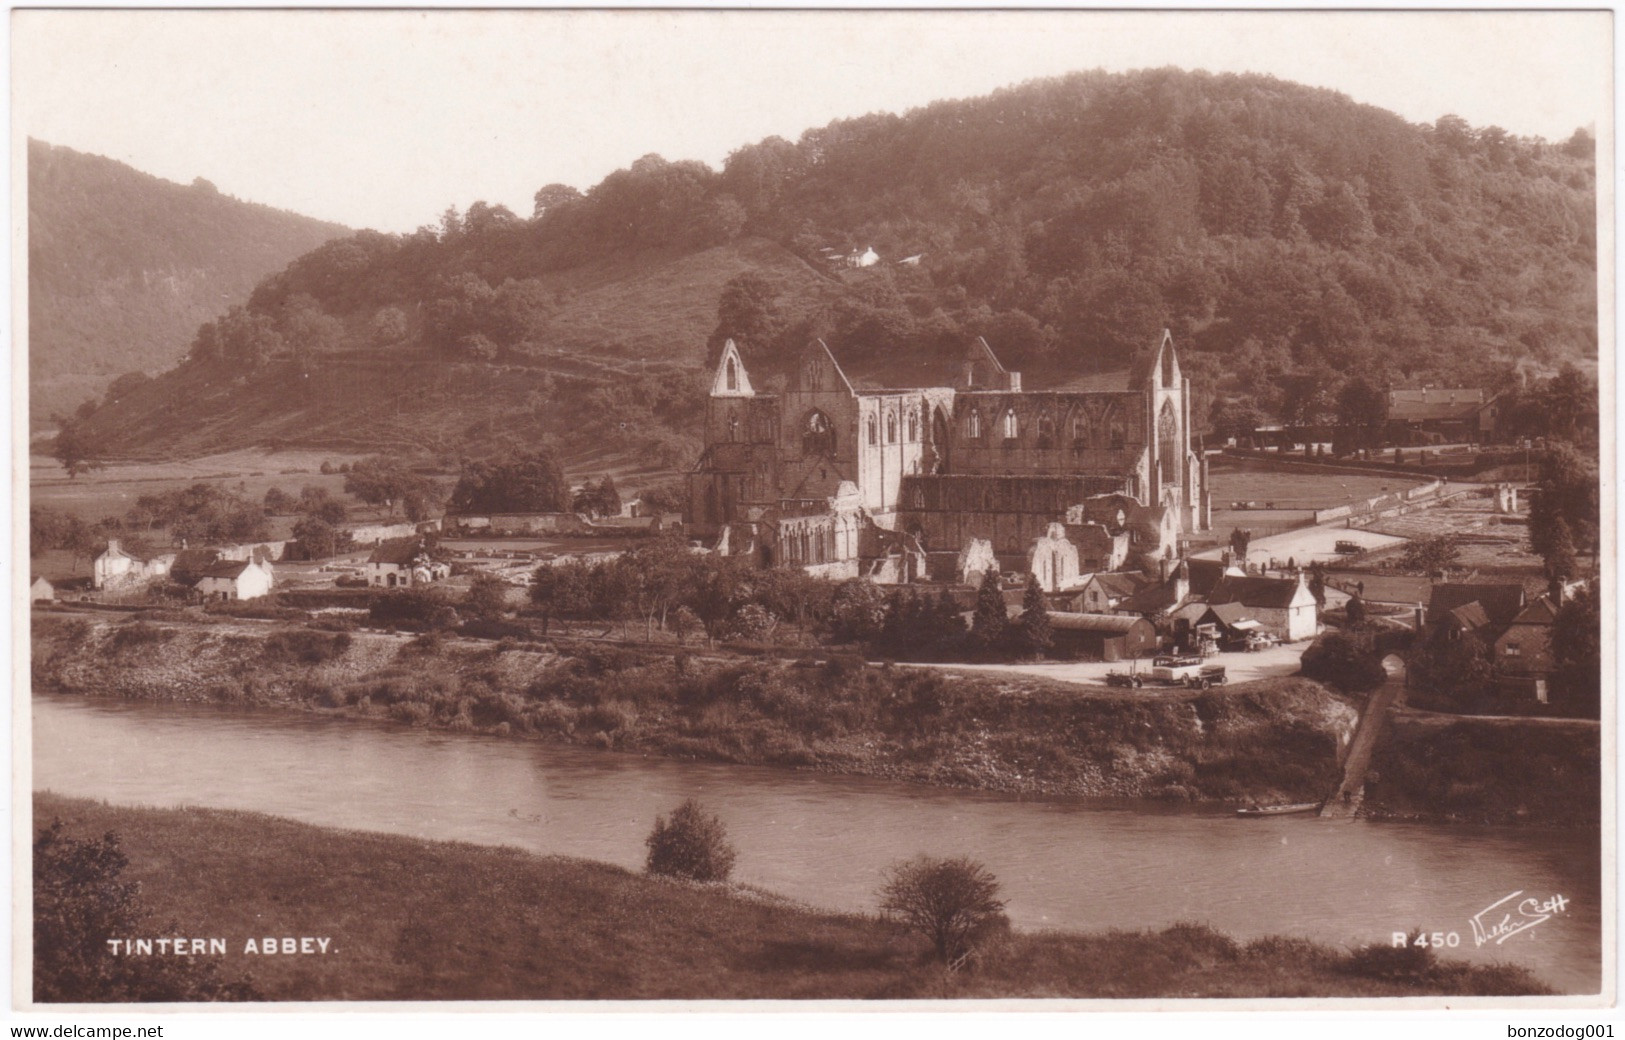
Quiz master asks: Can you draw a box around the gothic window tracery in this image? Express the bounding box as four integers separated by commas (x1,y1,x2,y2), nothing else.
802,410,835,456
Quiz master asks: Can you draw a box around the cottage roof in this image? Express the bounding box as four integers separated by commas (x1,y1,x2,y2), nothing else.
368,539,431,566
1428,583,1525,628
1186,557,1227,597
197,559,255,581
1091,571,1148,599
1208,575,1307,610
171,548,222,580
1507,596,1559,628
1445,602,1491,631
1205,601,1257,626
1120,580,1183,616
1386,388,1487,423
1048,612,1150,634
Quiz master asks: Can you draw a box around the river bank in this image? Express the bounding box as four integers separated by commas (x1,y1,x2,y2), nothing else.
31,793,1552,1001
33,612,1355,806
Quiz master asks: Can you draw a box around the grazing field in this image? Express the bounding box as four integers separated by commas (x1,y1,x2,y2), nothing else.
30,794,1551,1001
1208,462,1425,510
29,449,370,522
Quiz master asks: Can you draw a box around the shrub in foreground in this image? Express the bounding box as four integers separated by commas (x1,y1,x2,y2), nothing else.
879,854,1008,968
644,799,737,882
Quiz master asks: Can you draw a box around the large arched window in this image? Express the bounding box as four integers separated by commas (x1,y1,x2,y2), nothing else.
1003,408,1019,440
1071,412,1090,447
802,410,835,456
867,416,878,446
886,412,898,444
1037,414,1056,448
907,410,919,442
725,358,738,391
1110,417,1126,450
965,409,982,440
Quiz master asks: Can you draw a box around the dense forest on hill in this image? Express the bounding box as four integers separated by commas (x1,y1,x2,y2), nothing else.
74,68,1597,464
27,139,349,423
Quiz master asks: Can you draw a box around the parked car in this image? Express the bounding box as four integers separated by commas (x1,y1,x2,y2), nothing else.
1245,632,1279,652
1334,540,1361,554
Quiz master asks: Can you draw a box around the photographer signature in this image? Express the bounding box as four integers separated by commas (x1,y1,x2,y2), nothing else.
1469,891,1570,947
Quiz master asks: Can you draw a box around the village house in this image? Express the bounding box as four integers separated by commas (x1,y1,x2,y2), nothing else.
192,558,274,602
366,539,450,588
30,575,55,603
1424,582,1527,643
1206,572,1318,643
92,539,173,590
1064,571,1150,614
1493,594,1560,701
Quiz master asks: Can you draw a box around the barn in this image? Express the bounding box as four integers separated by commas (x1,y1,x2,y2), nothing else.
1048,612,1158,661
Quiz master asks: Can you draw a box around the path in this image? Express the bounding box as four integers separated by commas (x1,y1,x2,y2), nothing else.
1319,681,1401,818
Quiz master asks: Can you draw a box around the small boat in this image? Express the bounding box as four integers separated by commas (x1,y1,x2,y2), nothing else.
1235,802,1321,817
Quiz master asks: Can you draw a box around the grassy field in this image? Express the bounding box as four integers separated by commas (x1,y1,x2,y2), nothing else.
30,449,365,522
30,794,1551,1002
1208,461,1426,510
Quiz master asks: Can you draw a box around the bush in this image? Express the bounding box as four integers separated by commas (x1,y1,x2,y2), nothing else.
1341,929,1437,981
644,799,737,882
369,587,458,631
878,854,1008,968
34,820,258,1001
262,629,351,665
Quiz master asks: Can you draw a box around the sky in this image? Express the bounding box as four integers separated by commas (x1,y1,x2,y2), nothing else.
12,9,1614,234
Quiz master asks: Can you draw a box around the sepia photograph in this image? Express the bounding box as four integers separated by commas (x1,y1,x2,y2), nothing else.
10,7,1614,1019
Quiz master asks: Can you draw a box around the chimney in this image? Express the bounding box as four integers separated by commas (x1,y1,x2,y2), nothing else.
108,538,121,555
1548,578,1567,608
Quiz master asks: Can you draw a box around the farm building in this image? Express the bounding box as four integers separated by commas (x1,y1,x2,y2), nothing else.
1048,612,1157,661
30,576,54,603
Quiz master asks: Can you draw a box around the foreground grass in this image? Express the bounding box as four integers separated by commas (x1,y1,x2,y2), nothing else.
33,794,1551,1002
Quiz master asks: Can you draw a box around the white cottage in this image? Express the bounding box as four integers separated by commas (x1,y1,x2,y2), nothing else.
92,539,172,589
1206,572,1318,642
366,539,450,588
192,558,274,602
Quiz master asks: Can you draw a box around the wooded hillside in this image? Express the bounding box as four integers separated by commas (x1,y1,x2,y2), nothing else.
28,139,349,424
73,68,1596,462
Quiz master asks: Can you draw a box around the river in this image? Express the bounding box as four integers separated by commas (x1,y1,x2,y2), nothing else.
32,693,1602,994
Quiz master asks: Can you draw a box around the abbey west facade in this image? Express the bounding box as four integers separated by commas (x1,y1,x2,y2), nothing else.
687,332,1210,585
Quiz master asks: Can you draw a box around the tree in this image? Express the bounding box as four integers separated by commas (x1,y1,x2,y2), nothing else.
1345,595,1369,629
1529,443,1599,558
1399,535,1460,576
463,573,510,621
1015,572,1052,658
1543,516,1579,583
878,855,1008,967
532,182,584,220
345,456,432,517
969,569,1007,654
1550,585,1600,716
34,820,257,1002
830,578,886,642
1300,629,1386,693
1228,527,1252,559
51,421,104,479
529,559,592,635
449,449,569,515
370,306,410,347
290,515,349,561
644,799,737,882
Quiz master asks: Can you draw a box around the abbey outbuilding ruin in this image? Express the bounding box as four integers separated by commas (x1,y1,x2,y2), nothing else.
686,331,1211,586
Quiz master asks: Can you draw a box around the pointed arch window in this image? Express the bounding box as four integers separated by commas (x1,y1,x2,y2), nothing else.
965,409,982,440
802,410,835,456
886,412,898,444
725,358,738,391
1072,413,1090,447
867,416,878,446
907,410,919,442
727,415,740,442
1003,408,1019,441
1037,414,1056,449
